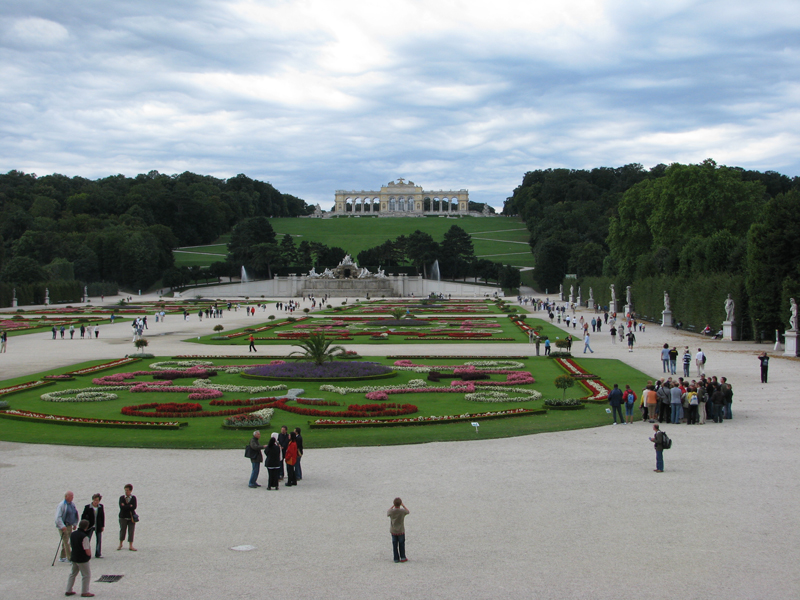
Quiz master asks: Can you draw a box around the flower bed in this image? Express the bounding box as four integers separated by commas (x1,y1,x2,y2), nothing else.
544,399,585,410
296,398,340,406
308,407,546,428
0,409,185,429
191,381,288,394
243,361,395,381
41,388,124,402
553,358,609,401
222,408,275,429
0,380,53,397
65,358,141,376
122,399,279,418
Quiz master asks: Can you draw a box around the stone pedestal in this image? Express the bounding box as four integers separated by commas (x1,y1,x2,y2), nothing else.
723,320,737,341
568,295,574,305
784,330,798,357
587,300,594,310
661,310,673,327
576,296,581,307
609,300,617,314
11,298,17,308
624,304,632,317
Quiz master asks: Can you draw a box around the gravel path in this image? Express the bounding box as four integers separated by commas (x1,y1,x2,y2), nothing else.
0,294,797,599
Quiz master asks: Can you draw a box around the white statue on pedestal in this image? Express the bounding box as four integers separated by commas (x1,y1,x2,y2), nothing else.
589,287,594,301
610,284,616,305
664,291,670,311
307,267,320,278
790,298,798,331
569,285,574,298
725,294,735,322
626,286,632,306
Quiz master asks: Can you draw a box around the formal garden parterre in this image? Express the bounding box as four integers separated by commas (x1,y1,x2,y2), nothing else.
0,353,649,448
191,314,535,345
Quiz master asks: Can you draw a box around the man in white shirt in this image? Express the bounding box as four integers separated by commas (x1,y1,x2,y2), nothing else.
695,348,706,377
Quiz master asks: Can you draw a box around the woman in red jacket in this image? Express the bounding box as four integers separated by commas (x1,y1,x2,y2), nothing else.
284,432,298,487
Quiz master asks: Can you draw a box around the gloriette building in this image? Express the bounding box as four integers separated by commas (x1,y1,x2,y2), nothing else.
333,178,471,216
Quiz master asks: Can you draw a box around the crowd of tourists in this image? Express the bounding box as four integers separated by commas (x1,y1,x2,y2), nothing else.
608,373,734,426
247,426,304,489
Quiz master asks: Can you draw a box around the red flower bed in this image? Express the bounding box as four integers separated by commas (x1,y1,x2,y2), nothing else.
122,399,279,418
155,402,202,413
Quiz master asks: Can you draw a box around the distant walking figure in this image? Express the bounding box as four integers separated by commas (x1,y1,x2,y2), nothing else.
583,332,594,354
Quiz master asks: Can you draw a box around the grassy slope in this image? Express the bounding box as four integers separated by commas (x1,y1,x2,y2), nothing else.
173,217,533,269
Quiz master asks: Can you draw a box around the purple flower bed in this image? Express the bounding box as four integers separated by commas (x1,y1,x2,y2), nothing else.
244,361,392,379
366,319,428,327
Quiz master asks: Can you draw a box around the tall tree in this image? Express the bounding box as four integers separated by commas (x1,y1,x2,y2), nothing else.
405,230,439,278
441,225,475,279
227,217,277,269
279,233,297,266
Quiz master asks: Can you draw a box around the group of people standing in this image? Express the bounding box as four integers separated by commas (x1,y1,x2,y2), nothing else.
52,324,100,340
639,375,733,424
55,485,138,597
247,426,303,489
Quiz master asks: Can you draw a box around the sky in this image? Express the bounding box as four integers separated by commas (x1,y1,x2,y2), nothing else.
1,0,799,210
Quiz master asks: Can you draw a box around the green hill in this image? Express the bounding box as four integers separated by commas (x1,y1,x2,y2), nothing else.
174,216,533,269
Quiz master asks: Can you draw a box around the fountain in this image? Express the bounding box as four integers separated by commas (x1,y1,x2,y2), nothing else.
431,259,441,281
241,266,249,283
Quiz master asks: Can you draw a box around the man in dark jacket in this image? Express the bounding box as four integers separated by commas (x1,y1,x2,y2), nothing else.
294,427,304,481
277,426,289,480
608,384,625,425
248,431,265,488
65,519,93,597
649,424,666,472
81,494,105,558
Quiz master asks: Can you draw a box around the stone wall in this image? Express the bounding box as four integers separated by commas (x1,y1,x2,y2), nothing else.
183,276,502,299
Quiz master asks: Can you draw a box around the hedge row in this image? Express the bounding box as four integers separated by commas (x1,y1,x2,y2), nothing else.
569,274,752,338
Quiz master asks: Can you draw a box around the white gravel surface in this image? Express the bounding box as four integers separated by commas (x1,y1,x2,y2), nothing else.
0,294,798,599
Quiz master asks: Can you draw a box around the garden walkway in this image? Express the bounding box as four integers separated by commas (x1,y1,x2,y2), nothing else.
0,293,797,599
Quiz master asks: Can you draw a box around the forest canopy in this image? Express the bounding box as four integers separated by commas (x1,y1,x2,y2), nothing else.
0,170,313,292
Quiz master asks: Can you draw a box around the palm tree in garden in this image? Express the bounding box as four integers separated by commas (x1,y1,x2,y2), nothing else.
289,332,346,366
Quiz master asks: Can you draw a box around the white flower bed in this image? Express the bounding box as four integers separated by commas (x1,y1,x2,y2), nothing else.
392,360,525,373
191,380,288,394
465,388,542,402
149,360,214,371
250,408,274,423
320,379,427,395
41,387,126,402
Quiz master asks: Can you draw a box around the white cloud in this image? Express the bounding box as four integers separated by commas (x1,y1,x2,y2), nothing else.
0,0,799,210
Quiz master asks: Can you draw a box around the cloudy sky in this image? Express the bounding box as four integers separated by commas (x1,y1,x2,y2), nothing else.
2,0,799,210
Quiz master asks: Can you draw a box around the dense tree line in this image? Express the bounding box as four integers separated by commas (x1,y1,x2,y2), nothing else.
0,170,313,294
356,226,520,289
505,159,800,337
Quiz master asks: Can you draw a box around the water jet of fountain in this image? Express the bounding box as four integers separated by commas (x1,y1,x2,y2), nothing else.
430,259,441,281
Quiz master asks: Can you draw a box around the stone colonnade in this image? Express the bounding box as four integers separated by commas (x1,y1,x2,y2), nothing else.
334,179,469,215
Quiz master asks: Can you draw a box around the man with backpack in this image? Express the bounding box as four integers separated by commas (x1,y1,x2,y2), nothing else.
649,424,670,472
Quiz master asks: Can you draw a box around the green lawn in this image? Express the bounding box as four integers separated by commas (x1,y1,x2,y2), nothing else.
0,354,650,449
172,217,533,268
187,313,532,346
